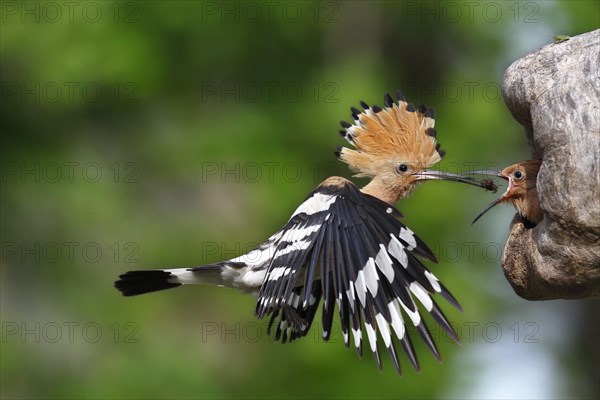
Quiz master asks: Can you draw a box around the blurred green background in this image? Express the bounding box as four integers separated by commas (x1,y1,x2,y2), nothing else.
1,1,599,399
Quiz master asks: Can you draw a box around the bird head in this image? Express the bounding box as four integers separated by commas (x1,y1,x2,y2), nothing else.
470,160,542,224
336,91,482,204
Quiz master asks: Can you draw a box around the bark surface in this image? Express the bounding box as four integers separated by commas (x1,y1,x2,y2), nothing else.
501,29,600,300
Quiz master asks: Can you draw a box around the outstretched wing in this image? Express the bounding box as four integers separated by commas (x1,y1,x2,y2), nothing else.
256,176,461,374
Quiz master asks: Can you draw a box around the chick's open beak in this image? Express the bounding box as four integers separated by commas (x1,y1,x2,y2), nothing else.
469,170,512,224
471,194,509,224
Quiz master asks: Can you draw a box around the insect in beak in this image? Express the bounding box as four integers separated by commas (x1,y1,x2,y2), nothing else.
466,170,512,224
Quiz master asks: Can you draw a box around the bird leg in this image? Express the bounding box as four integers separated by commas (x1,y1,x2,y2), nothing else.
283,304,307,331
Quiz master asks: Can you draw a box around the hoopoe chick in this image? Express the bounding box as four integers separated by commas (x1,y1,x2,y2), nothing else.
471,160,543,226
115,91,486,375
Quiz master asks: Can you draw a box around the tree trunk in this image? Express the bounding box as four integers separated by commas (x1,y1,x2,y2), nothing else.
501,29,600,300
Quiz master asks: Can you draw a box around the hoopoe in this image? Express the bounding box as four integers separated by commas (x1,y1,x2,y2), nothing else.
470,160,543,226
115,91,488,374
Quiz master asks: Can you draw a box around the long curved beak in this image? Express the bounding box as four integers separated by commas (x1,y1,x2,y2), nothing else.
464,170,503,177
413,170,484,188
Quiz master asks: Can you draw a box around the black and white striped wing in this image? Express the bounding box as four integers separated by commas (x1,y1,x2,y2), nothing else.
256,177,461,374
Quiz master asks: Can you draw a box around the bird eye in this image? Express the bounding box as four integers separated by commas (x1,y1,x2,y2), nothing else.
514,171,523,179
397,164,408,173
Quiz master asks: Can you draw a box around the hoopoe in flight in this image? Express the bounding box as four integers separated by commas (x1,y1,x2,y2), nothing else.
115,91,488,374
470,160,543,226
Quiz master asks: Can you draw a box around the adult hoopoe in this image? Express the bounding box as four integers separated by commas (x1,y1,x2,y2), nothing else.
115,91,488,374
470,160,543,226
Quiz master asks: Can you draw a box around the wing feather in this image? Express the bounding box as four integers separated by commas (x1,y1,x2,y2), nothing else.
256,177,461,371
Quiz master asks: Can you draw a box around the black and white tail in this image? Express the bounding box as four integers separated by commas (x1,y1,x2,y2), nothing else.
115,264,226,297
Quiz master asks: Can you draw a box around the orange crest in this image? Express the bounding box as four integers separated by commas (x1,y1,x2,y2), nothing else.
336,91,444,178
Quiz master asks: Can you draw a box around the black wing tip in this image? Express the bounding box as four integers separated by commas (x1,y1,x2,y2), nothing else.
416,246,438,264
440,285,462,312
428,249,439,263
114,270,181,297
416,322,442,362
400,335,420,372
430,301,462,345
373,349,383,371
385,342,402,376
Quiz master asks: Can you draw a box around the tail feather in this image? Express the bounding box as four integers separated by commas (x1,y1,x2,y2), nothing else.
115,264,228,297
115,270,182,296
